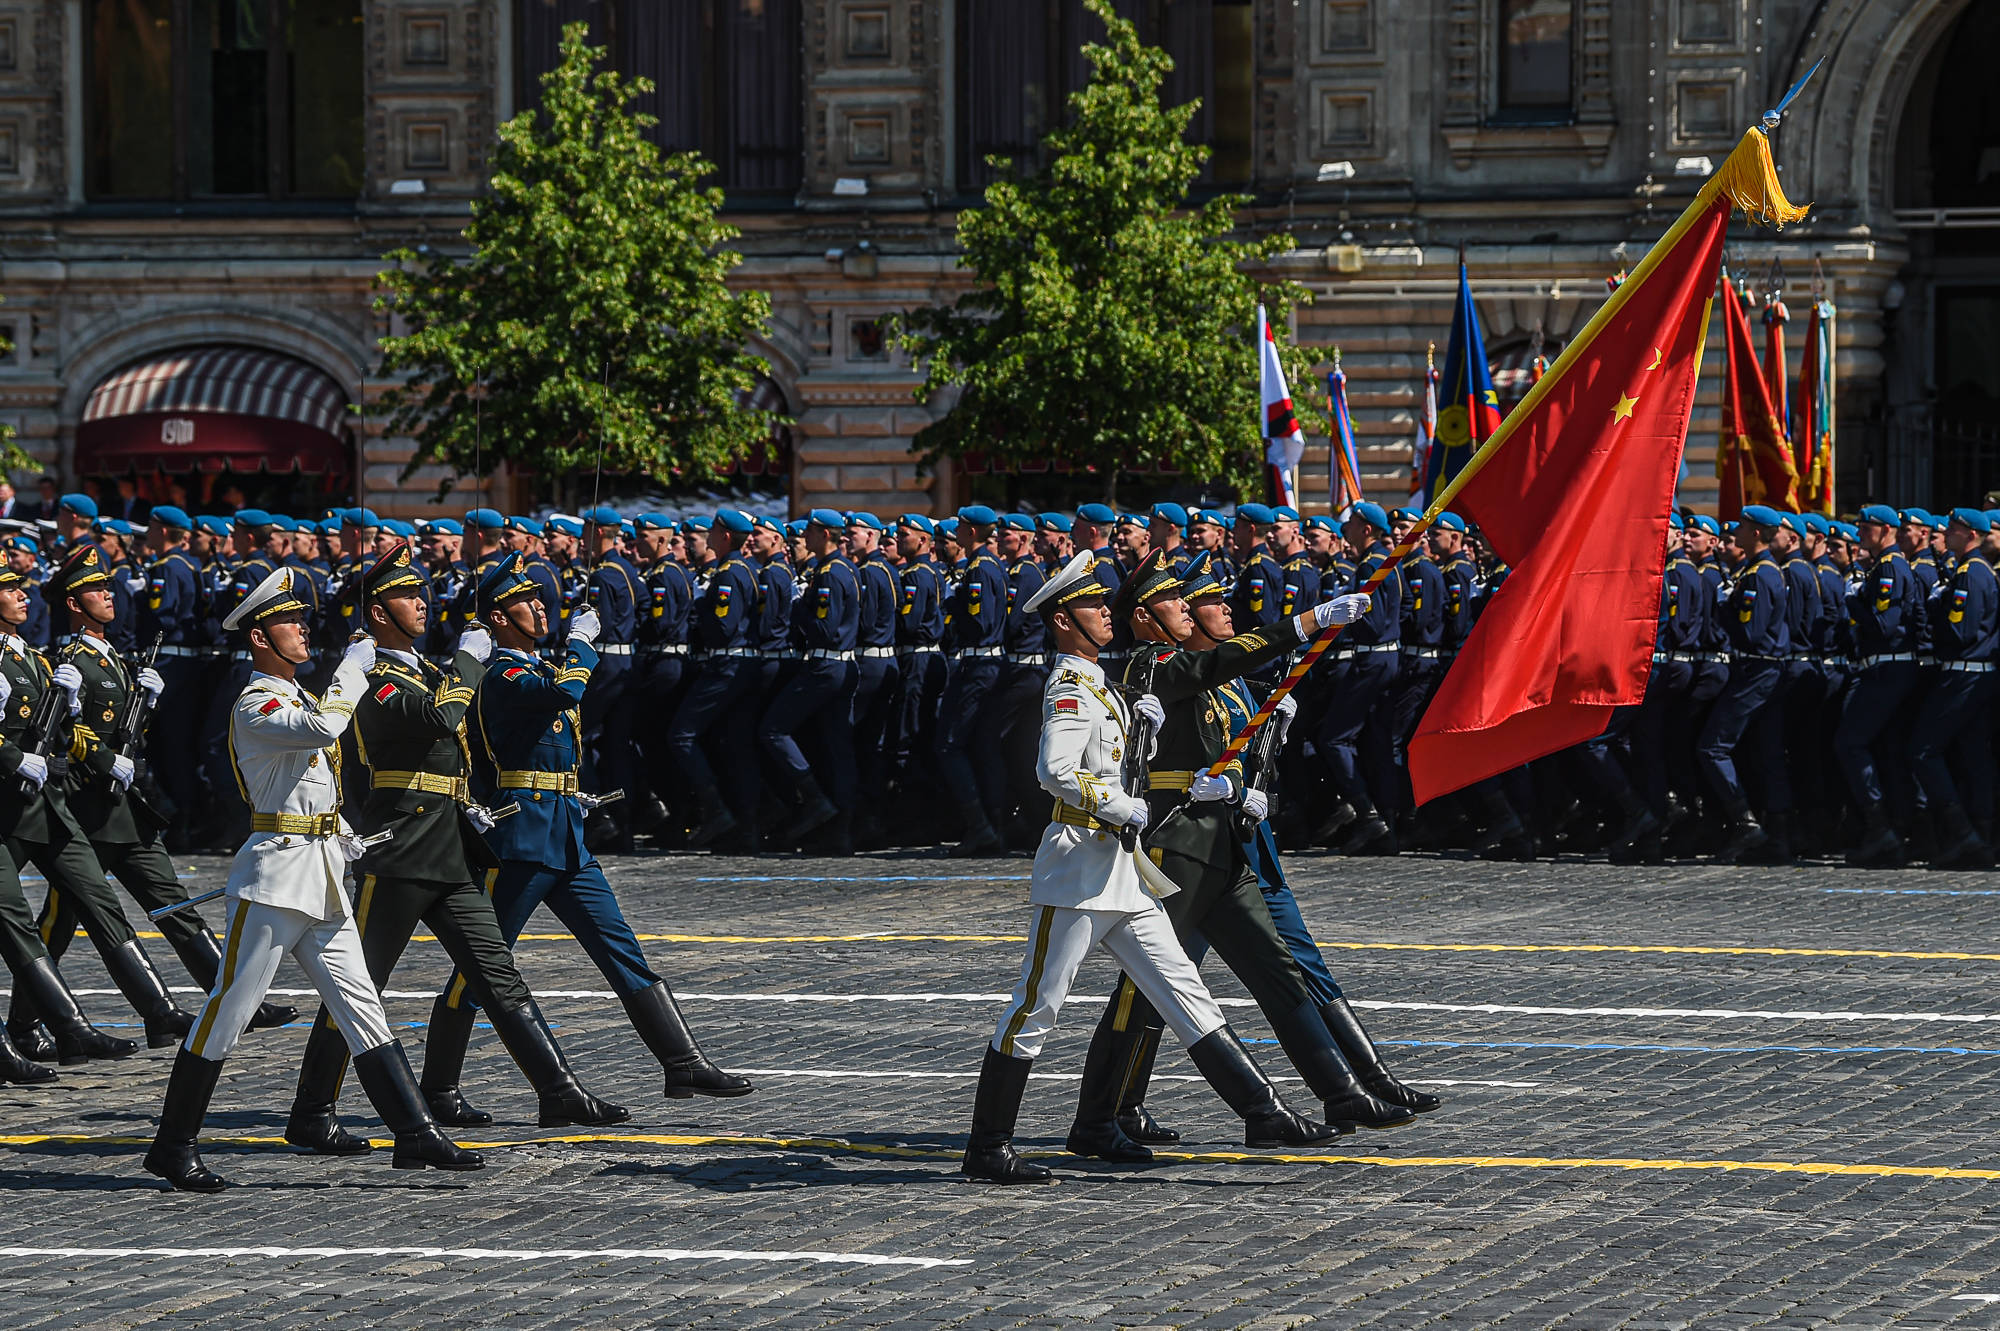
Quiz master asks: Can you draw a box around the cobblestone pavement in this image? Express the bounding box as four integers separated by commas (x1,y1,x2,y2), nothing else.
10,849,2000,1327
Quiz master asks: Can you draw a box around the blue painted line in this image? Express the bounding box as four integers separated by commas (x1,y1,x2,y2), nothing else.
1244,1037,2000,1056
1824,888,2000,898
693,876,1023,884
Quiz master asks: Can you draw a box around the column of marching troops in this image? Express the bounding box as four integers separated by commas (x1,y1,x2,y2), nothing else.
0,484,1992,1188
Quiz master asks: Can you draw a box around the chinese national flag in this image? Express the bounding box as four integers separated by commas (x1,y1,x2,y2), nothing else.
1407,157,1753,806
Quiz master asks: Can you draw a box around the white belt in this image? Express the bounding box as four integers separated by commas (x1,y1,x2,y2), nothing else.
1349,643,1399,654
156,645,201,658
807,649,855,661
1005,652,1047,665
640,644,687,656
960,646,1004,658
595,643,633,656
1860,652,1915,667
1652,652,1671,664
859,647,898,659
707,647,758,659
1940,660,1995,673
231,650,253,662
761,649,789,660
1401,648,1440,660
900,646,942,655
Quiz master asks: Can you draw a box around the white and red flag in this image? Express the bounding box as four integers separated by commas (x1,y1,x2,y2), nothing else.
1258,304,1305,507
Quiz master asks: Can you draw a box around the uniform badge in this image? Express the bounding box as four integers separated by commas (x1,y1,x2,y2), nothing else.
1054,698,1077,713
374,682,398,702
552,717,564,733
503,666,527,680
102,707,114,723
258,697,283,716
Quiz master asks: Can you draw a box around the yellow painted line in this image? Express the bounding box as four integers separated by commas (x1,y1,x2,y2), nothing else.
7,1131,1998,1181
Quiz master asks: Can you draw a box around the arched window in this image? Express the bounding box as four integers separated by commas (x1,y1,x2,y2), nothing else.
86,0,365,201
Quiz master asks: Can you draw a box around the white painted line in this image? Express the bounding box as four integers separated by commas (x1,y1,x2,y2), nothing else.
0,1245,969,1270
737,1069,1551,1090
1953,1295,2000,1304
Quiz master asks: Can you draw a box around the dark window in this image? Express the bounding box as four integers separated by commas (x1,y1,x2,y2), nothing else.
956,0,1254,193
1496,0,1573,122
515,0,803,198
87,0,363,201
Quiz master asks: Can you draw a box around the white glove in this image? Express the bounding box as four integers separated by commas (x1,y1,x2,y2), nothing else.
15,752,46,788
1240,787,1270,822
1102,791,1148,833
110,754,135,790
1132,693,1165,731
0,672,13,712
136,667,165,700
1189,772,1233,803
1314,594,1372,628
337,833,368,863
1274,693,1299,723
125,577,146,595
341,637,376,673
568,606,601,646
458,627,494,664
464,804,498,833
51,663,82,716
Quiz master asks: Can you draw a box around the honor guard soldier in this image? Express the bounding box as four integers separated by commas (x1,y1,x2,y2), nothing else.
201,509,282,846
892,514,949,829
937,505,1011,855
285,541,625,1157
1910,508,1999,867
631,514,691,841
1382,507,1443,828
578,505,648,849
425,554,752,1109
138,505,206,830
846,512,902,843
994,513,1051,843
144,565,482,1192
1315,502,1404,854
1227,504,1286,636
1694,507,1793,863
669,508,763,849
6,534,50,650
545,516,590,638
759,510,859,851
961,551,1338,1185
15,547,296,1058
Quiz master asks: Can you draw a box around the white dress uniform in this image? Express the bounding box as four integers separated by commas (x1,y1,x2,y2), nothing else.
987,589,1228,1063
184,571,394,1063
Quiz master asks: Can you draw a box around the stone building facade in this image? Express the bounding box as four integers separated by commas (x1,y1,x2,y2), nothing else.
0,1,1989,518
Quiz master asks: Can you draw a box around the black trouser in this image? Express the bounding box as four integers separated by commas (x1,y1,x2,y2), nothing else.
631,651,687,815
1380,657,1441,820
1634,658,1692,817
579,651,634,801
1695,657,1783,817
150,655,204,824
992,661,1049,833
760,659,859,810
0,843,50,976
1911,669,1996,815
850,654,900,796
1835,660,1921,808
198,656,253,843
936,656,1004,811
8,830,136,962
38,839,205,978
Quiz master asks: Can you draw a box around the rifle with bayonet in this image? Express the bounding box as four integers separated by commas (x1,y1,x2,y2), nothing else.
1117,653,1159,851
1238,688,1284,832
17,658,71,793
117,633,171,830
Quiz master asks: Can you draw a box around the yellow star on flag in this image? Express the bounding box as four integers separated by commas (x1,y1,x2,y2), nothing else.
1612,393,1639,422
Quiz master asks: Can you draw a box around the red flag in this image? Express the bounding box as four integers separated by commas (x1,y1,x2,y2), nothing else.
1717,276,1800,519
1406,175,1740,805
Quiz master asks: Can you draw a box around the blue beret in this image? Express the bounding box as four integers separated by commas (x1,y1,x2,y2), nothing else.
1347,501,1389,532
682,514,712,532
846,511,885,531
1236,503,1274,526
504,515,543,535
1269,505,1302,523
714,509,756,534
315,518,339,536
1858,504,1901,526
1149,502,1189,528
2,535,34,554
581,505,621,526
1075,503,1116,524
1800,512,1830,535
1900,507,1936,528
58,493,97,519
1305,514,1337,533
1389,506,1421,523
429,517,464,536
1951,507,1993,533
342,507,381,528
784,519,808,538
1779,513,1808,536
753,514,782,533
1434,511,1468,533
1740,505,1783,528
194,515,231,536
1191,509,1228,529
1987,511,2000,529
464,508,505,531
93,516,135,537
1691,514,1721,536
632,513,674,532
148,505,192,531
1116,513,1146,529
956,505,998,527
546,516,583,538
1000,512,1035,532
620,520,635,537
234,508,270,528
898,513,936,536
936,517,960,537
1835,522,1860,540
1668,512,1685,530
808,508,847,531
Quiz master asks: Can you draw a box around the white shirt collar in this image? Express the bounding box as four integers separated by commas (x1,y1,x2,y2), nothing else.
1053,652,1103,682
381,648,421,669
248,671,301,697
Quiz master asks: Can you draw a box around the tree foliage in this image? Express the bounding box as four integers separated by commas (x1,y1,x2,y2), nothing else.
897,0,1318,498
372,22,775,499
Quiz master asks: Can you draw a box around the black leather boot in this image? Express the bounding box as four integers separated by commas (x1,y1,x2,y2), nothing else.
144,1048,227,1193
486,998,630,1128
1184,1026,1339,1148
283,1013,372,1156
13,955,135,1064
791,774,840,840
1115,1024,1181,1145
419,993,492,1126
351,1042,483,1172
621,981,754,1099
685,787,740,850
1064,1005,1152,1163
102,939,194,1048
1319,997,1440,1114
1270,1000,1417,1131
5,995,54,1061
183,928,297,1031
1930,802,1994,870
0,1019,54,1084
949,803,1005,857
961,1045,1055,1183
1848,802,1905,868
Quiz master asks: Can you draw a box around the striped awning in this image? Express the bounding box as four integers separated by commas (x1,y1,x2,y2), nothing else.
84,346,348,435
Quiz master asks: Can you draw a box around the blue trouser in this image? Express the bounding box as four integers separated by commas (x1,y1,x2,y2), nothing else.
150,654,205,821
1835,660,1921,808
199,656,254,839
1637,657,1692,815
1910,669,1994,814
1696,656,1782,816
631,652,686,802
850,655,900,794
936,655,1004,811
1314,652,1400,816
1380,657,1440,819
1186,823,1342,1005
579,649,632,797
760,658,859,808
669,657,761,818
452,858,662,1006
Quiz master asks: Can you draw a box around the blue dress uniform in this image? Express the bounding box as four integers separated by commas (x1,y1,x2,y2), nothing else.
1228,507,1287,636
632,515,692,833
14,542,50,652
1313,503,1403,849
1638,523,1704,823
577,508,648,833
1836,506,1926,864
846,514,902,824
137,509,206,827
759,510,861,849
668,510,764,847
1695,511,1790,855
1909,510,2000,865
1379,508,1441,823
993,515,1051,843
936,507,1013,852
749,527,797,704
199,518,279,846
440,554,750,1101
893,517,949,820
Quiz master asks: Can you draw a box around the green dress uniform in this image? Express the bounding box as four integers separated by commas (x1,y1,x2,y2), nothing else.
284,541,626,1156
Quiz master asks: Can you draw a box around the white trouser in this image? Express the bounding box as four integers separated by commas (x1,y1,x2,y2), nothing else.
184,899,394,1062
990,902,1226,1060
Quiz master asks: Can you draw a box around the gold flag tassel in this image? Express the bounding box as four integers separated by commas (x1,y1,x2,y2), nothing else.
1711,128,1811,229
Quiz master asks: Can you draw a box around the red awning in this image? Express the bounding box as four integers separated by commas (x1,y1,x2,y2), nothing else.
76,346,352,475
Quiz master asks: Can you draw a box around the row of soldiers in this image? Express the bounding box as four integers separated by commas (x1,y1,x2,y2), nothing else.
23,487,2000,870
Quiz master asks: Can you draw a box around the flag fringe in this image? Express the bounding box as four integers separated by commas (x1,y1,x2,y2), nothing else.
1714,128,1810,228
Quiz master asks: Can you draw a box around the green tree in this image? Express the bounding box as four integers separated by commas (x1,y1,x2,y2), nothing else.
372,22,775,501
898,0,1317,501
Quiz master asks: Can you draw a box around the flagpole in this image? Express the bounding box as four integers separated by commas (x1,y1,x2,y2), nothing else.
1196,121,1810,779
